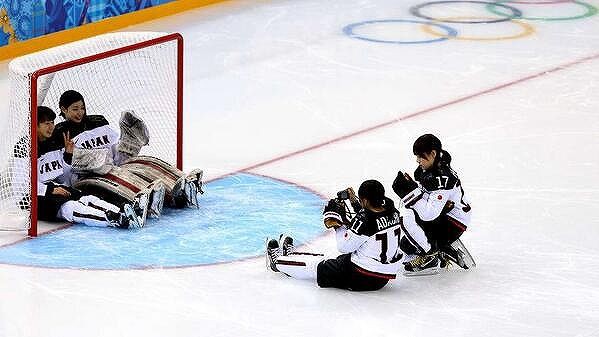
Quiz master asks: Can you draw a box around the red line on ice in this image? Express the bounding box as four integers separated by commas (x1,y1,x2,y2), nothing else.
207,50,599,182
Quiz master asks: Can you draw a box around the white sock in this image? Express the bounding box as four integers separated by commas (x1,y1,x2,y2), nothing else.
276,252,325,280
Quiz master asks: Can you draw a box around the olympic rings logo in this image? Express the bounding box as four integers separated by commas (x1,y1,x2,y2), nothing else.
342,0,598,44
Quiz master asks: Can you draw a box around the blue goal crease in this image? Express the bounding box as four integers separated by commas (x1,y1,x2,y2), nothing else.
0,173,326,270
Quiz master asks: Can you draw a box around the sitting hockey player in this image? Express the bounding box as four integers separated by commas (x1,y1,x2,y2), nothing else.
392,134,475,275
51,89,203,212
28,106,149,229
266,180,429,291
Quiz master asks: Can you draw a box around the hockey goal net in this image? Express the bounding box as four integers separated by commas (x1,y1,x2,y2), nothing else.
0,32,183,237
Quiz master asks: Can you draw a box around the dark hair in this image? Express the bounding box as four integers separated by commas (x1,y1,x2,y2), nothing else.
358,179,385,208
58,90,85,116
413,134,442,156
37,106,56,124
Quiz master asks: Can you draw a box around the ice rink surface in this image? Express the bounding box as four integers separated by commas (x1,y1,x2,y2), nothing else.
1,0,599,336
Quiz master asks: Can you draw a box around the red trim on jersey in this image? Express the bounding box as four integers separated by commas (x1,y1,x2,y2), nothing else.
352,265,396,280
103,173,141,193
276,259,306,267
289,252,325,257
448,217,467,232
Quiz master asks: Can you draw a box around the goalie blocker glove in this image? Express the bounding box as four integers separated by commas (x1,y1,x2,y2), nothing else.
392,171,422,206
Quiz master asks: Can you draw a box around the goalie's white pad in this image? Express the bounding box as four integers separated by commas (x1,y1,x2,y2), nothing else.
121,156,204,208
73,167,152,204
72,147,114,174
117,110,149,159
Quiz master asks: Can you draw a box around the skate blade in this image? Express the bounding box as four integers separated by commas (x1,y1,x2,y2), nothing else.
265,237,272,271
403,267,440,277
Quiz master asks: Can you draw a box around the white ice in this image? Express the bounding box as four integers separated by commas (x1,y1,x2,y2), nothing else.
1,0,599,336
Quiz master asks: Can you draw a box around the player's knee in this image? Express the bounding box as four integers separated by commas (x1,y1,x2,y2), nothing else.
78,195,99,205
58,200,79,221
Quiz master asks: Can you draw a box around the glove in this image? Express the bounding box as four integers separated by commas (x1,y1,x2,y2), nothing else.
322,199,347,229
392,171,418,198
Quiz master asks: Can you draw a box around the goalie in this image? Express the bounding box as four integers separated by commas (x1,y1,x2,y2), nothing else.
50,90,204,215
14,106,150,229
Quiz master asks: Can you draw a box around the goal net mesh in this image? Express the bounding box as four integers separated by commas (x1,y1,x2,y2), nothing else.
0,32,181,233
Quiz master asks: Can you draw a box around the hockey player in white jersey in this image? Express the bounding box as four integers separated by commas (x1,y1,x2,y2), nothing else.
266,180,430,291
51,90,203,211
392,134,475,275
17,106,149,229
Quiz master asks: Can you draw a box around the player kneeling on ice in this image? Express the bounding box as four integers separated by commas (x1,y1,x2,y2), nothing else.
392,134,475,276
266,180,429,291
51,90,203,216
20,107,149,229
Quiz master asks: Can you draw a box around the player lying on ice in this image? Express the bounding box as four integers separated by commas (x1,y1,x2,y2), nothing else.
266,180,430,291
19,106,150,229
49,90,204,217
392,134,475,275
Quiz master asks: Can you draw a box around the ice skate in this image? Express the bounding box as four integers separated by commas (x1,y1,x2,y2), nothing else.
184,169,204,208
125,188,151,228
265,238,280,272
148,180,166,218
278,234,294,256
441,239,476,269
106,210,128,229
403,252,440,276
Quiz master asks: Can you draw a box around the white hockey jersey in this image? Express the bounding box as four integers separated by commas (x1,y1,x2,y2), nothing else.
36,140,73,196
53,115,119,162
402,152,471,228
335,198,404,278
12,137,73,198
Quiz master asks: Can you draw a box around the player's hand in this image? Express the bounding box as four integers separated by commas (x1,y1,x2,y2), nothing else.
63,131,74,154
392,171,418,198
324,218,342,229
52,187,71,197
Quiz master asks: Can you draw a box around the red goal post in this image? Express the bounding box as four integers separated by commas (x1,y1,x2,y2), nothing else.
1,32,183,237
